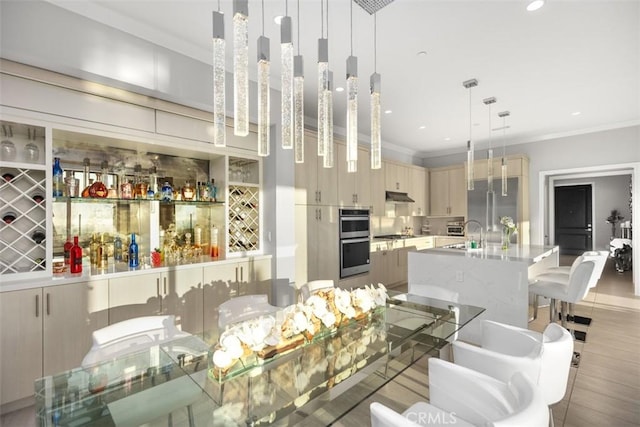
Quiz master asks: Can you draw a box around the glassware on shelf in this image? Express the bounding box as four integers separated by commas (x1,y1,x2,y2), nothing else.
148,166,158,199
64,173,79,198
23,142,39,163
120,180,133,199
113,235,123,262
209,179,218,202
97,233,108,270
82,158,91,196
1,139,16,161
52,157,64,197
88,161,108,198
210,225,219,258
89,234,99,267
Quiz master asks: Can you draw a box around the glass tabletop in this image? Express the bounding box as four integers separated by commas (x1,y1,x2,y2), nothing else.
35,291,484,426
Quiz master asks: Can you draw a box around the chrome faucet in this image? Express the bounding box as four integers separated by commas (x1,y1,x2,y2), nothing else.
463,220,484,248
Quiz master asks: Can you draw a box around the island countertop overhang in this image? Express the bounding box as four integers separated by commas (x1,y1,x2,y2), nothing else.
413,244,559,265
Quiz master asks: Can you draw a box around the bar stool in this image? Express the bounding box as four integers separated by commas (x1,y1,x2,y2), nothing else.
529,260,595,339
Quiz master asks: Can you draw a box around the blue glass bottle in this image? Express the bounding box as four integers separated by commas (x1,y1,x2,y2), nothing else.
52,157,64,197
161,181,173,202
128,233,139,268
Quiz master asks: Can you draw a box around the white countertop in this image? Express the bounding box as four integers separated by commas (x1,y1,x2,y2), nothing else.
416,244,559,265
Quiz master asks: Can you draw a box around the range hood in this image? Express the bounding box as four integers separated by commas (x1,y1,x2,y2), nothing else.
385,191,415,203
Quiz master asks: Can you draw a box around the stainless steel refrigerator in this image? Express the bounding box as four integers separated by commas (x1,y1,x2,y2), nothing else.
467,177,519,244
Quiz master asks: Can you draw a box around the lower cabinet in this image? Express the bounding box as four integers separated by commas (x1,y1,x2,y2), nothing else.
161,268,204,336
108,272,162,324
0,281,108,406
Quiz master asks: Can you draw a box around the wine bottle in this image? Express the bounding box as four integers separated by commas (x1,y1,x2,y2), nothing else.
69,236,83,274
113,235,123,262
98,233,108,270
129,233,139,268
52,157,64,197
63,236,73,265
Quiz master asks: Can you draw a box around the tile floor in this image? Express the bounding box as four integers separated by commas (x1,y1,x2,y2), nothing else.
2,257,638,426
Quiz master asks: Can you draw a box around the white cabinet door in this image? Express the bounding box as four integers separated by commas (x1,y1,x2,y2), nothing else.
355,147,371,207
203,263,237,341
43,280,109,376
370,164,385,216
109,272,162,324
242,257,272,298
429,169,450,216
307,206,339,283
337,143,357,207
410,167,427,216
161,268,203,335
448,166,467,216
295,134,320,205
0,288,43,405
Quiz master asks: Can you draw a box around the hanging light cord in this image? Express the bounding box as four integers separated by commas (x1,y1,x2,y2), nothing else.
488,104,492,150
321,0,324,38
217,0,220,12
285,0,288,16
297,0,300,54
469,88,472,142
374,13,377,72
502,116,507,157
350,0,353,55
326,0,329,39
261,0,265,36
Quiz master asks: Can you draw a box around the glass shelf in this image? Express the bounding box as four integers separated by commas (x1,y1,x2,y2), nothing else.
53,197,225,206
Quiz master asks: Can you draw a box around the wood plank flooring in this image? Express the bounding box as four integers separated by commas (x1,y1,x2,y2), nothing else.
2,257,638,426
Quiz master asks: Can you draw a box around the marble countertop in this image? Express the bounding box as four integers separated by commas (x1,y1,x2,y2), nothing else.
415,244,559,264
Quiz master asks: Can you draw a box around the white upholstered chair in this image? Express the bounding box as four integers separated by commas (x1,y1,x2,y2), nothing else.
452,320,574,425
373,358,548,426
217,294,279,330
529,260,595,329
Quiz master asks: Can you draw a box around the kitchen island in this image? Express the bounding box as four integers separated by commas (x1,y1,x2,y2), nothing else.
408,244,559,344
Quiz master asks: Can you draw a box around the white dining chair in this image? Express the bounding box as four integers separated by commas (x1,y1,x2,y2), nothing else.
383,358,548,426
370,400,474,427
217,294,279,330
452,320,574,426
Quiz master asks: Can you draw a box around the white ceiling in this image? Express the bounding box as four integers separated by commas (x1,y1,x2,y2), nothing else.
46,0,639,157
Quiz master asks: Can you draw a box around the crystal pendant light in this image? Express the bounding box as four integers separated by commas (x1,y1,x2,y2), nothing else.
499,110,510,196
294,0,304,163
257,1,270,157
323,70,335,168
233,0,249,137
317,1,329,157
212,8,226,147
280,3,293,150
346,1,358,173
294,55,304,163
483,97,496,192
370,13,382,170
463,78,478,191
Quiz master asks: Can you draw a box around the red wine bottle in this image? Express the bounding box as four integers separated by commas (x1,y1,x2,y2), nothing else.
70,236,83,274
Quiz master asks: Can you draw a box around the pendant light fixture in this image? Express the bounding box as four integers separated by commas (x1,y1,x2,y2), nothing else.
346,0,358,173
280,1,293,150
463,78,478,191
483,97,496,192
370,12,382,170
233,0,249,137
323,70,335,168
293,0,304,163
212,3,226,147
317,0,329,158
257,0,270,156
498,110,510,196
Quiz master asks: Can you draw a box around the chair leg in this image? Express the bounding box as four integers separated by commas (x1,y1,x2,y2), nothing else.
530,294,539,322
549,298,557,324
560,301,568,328
549,407,554,427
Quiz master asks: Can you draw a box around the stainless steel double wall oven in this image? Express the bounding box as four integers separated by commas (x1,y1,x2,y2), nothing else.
338,208,371,278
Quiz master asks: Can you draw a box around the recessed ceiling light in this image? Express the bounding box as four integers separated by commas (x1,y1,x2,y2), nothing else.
384,109,392,114
274,15,283,25
419,125,426,130
444,137,451,141
526,0,545,11
417,51,427,57
335,86,344,92
571,111,581,116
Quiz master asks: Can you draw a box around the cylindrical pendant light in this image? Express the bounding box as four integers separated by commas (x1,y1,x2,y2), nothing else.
233,0,249,137
281,11,294,150
257,0,270,157
463,78,478,191
317,38,329,158
499,110,510,196
483,97,496,192
370,13,382,170
323,70,334,168
293,0,304,163
212,10,226,147
294,55,305,163
346,0,358,173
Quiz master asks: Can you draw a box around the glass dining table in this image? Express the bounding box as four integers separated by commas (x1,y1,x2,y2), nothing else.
35,290,484,426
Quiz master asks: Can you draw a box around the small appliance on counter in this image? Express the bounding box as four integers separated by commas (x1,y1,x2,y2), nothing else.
446,221,465,236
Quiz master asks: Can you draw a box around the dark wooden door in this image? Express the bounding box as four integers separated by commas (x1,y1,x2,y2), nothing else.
554,185,592,255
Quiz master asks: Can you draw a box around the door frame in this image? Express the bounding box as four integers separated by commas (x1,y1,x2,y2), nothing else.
550,181,596,252
538,162,639,295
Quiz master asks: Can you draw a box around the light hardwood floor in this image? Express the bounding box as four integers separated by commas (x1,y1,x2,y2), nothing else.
2,258,638,426
335,256,640,427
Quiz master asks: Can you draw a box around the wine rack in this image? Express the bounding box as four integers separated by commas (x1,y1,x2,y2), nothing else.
228,184,259,253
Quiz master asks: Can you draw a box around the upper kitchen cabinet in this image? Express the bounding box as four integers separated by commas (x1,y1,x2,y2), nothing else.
384,161,410,192
294,130,337,206
470,155,528,180
410,165,428,216
370,163,386,216
336,143,371,208
429,165,466,217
